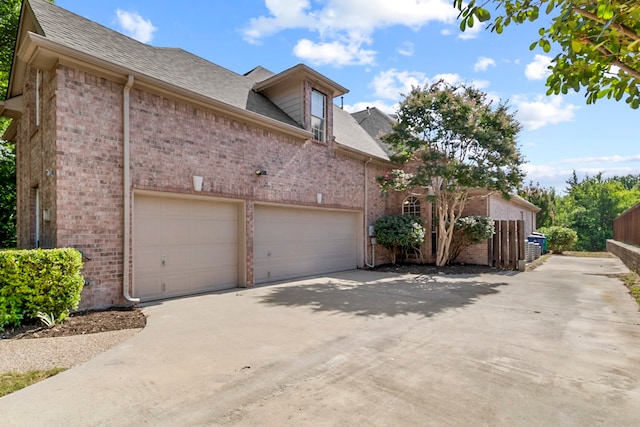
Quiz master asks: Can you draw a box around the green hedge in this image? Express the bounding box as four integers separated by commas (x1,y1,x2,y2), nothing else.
0,248,84,329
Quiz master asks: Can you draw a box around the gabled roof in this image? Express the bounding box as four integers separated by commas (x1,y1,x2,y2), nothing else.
12,0,298,127
351,107,396,157
334,107,390,161
254,64,348,98
6,0,390,162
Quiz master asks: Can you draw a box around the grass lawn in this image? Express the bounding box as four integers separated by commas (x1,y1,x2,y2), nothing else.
0,369,66,397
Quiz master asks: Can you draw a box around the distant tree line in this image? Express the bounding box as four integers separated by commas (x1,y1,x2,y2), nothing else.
519,173,640,251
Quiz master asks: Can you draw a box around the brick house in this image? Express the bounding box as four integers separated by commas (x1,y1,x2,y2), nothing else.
1,0,537,309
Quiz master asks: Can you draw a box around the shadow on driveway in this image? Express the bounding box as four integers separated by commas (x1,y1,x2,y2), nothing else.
259,273,508,318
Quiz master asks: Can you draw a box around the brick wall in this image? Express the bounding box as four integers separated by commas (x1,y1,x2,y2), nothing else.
54,66,126,308
29,64,392,308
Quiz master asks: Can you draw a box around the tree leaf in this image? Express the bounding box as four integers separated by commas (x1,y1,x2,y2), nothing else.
571,39,582,52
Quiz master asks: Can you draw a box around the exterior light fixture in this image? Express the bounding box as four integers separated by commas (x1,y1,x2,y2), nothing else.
255,169,267,176
193,175,203,192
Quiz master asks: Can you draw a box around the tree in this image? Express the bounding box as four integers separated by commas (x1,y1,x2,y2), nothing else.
562,171,640,250
0,140,16,247
455,0,640,108
379,82,525,266
1,0,23,99
518,180,558,228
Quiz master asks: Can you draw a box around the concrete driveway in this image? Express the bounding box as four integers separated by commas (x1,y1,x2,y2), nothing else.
2,256,639,426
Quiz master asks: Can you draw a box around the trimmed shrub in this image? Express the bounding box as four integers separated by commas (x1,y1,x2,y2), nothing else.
449,216,495,263
538,226,578,254
0,248,84,329
374,215,426,264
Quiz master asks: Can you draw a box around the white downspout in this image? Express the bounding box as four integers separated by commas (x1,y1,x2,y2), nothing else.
364,157,375,268
123,75,139,303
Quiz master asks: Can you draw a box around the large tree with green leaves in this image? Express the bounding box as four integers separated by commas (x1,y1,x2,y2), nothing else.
1,0,23,99
455,0,640,108
379,82,525,266
518,180,558,228
560,172,640,250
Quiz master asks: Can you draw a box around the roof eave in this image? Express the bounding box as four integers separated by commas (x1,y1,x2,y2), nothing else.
19,32,312,141
254,64,349,97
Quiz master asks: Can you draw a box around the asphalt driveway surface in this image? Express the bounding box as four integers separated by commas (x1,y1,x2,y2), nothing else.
2,256,639,426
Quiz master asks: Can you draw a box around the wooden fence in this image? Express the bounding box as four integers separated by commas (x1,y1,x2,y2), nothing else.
613,202,640,245
490,220,525,270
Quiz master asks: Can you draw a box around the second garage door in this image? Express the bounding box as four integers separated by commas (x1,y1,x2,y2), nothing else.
254,205,359,284
134,195,239,300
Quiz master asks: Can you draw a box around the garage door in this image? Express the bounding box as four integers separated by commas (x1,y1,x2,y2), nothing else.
134,195,239,300
254,205,359,284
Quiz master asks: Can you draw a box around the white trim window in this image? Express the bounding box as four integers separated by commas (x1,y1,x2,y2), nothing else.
402,196,420,217
311,89,326,142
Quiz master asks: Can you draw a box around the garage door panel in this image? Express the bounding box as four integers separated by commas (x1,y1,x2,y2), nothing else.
254,205,359,284
135,275,162,300
134,195,239,300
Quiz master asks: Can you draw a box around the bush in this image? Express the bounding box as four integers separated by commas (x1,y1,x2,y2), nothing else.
449,216,495,263
538,226,578,254
0,248,84,329
374,215,426,264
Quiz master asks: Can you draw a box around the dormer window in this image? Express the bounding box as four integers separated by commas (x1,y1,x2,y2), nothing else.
311,89,326,142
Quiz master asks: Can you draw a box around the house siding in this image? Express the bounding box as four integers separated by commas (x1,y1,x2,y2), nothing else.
20,64,392,308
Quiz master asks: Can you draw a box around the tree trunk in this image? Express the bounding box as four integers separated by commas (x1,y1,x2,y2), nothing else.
433,186,467,266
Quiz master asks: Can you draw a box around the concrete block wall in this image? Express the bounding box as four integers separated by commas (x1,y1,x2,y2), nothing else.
607,240,640,273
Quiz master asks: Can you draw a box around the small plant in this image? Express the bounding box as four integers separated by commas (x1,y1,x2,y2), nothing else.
538,226,578,254
374,215,426,264
36,312,57,328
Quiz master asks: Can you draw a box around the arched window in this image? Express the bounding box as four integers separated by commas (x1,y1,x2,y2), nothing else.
402,196,420,217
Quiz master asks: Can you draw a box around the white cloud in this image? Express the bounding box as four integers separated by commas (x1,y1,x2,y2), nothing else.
561,154,640,164
116,9,157,43
474,56,496,72
369,69,491,102
371,69,430,100
457,22,483,40
525,54,552,80
513,95,578,130
244,0,457,43
343,100,398,115
523,162,640,193
398,41,415,57
243,0,456,65
293,37,376,67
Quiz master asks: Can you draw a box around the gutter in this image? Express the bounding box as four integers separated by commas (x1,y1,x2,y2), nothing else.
364,157,375,268
122,75,139,304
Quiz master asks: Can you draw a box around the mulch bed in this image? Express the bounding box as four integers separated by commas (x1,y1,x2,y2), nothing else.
0,308,146,340
370,263,502,275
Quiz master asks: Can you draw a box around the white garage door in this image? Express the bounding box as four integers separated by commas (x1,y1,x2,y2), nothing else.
254,205,359,284
134,195,239,300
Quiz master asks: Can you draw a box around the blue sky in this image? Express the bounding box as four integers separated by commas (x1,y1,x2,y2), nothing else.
56,0,639,193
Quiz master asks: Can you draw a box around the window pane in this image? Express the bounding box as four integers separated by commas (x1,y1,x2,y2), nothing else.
312,116,325,142
312,90,325,118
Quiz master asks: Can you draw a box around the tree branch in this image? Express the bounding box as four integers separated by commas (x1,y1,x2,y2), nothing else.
582,38,640,80
572,6,640,43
